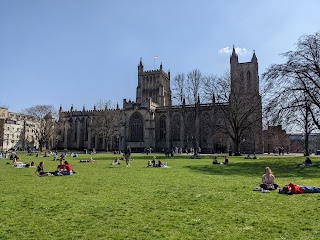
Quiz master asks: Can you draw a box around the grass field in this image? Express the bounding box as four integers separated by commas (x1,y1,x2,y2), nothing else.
0,152,320,239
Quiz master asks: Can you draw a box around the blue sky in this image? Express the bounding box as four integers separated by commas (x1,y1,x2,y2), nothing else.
1,1,320,113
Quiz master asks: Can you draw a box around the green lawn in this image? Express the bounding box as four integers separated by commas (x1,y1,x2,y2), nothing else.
0,153,320,239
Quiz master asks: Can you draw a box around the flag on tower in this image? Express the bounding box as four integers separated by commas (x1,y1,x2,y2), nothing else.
154,56,160,59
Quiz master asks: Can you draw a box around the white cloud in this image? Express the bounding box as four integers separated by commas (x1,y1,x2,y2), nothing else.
219,47,250,55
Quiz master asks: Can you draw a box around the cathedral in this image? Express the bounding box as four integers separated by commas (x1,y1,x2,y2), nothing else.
57,47,263,153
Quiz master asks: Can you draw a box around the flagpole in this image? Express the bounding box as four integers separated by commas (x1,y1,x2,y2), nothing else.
154,56,159,69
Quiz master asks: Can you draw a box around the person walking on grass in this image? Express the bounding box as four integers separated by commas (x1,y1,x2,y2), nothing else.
124,143,131,167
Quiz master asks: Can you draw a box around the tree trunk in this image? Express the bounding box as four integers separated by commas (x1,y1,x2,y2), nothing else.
39,143,43,152
233,138,241,156
304,134,309,156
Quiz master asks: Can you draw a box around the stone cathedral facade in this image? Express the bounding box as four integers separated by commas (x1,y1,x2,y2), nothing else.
57,48,263,153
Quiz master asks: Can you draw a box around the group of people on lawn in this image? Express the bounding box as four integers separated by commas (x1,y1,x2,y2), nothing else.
111,144,132,167
8,150,75,177
147,157,168,168
212,156,229,165
35,159,73,176
257,164,320,194
9,153,36,169
9,144,319,192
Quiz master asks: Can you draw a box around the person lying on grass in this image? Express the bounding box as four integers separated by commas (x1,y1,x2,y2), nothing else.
12,157,24,167
25,161,35,168
80,157,96,163
278,183,320,194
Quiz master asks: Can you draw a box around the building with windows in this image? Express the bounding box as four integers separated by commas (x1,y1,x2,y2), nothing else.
57,48,263,153
0,108,38,151
262,125,290,154
288,133,320,154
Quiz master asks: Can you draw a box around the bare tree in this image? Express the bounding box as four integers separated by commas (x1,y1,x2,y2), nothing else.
186,69,204,104
171,69,205,153
23,105,57,152
186,69,205,153
264,90,317,155
299,102,317,155
263,32,320,129
215,73,262,155
203,74,219,103
90,100,121,151
172,73,186,106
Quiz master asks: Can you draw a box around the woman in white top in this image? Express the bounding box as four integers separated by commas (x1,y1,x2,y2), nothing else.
260,167,278,190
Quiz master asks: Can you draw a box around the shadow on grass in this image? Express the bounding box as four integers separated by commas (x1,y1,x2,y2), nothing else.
183,159,320,179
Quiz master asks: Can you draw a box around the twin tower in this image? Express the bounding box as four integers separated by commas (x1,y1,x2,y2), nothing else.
58,46,262,153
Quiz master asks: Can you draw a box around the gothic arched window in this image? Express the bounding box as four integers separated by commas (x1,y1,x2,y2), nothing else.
74,119,78,141
159,115,166,140
247,71,251,81
172,114,180,140
130,112,144,142
239,71,245,92
85,119,89,141
200,112,212,141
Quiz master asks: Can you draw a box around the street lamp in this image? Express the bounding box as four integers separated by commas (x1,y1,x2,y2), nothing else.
116,134,119,151
55,136,58,153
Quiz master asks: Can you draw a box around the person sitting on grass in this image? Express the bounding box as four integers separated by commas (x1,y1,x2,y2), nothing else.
112,158,120,165
147,160,152,167
161,161,170,168
278,183,320,194
35,162,54,176
61,161,73,175
301,157,312,166
53,153,58,161
151,157,156,167
212,156,220,164
59,153,65,161
260,167,278,190
223,156,229,164
56,159,65,172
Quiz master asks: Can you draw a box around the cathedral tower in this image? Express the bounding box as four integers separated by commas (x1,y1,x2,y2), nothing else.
229,46,263,153
136,58,172,107
230,46,259,97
